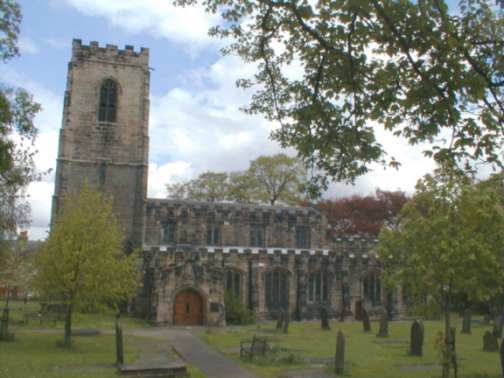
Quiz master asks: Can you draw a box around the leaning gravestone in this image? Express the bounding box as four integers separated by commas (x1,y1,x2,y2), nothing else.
282,311,290,334
321,307,331,330
493,315,503,338
377,312,389,338
483,331,499,352
410,319,424,356
335,330,345,376
276,311,284,330
461,309,471,334
362,308,371,333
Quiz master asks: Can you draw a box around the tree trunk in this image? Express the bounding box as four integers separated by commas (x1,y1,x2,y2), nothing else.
63,304,72,348
442,295,451,378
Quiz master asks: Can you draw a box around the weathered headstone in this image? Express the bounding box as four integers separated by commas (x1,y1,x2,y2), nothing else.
282,311,290,334
499,338,504,377
377,312,389,338
461,309,471,334
321,306,330,330
276,311,284,330
483,330,499,352
335,330,345,376
410,319,424,356
0,307,13,342
493,315,503,338
115,312,124,366
362,308,371,333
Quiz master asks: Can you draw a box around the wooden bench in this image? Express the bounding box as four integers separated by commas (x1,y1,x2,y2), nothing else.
240,335,269,359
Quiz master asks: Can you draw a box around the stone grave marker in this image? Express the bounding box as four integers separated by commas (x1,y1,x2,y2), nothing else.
335,330,345,376
500,338,504,377
276,311,284,330
321,307,331,330
483,330,498,352
377,312,389,338
282,311,290,333
362,308,371,333
493,315,503,338
410,319,424,356
461,309,471,334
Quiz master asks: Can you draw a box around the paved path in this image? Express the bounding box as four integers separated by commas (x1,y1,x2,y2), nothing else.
128,328,258,378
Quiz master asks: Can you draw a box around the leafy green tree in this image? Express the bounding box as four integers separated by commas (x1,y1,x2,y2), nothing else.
167,171,229,202
0,0,41,235
33,184,138,348
179,0,503,194
0,234,32,307
247,154,306,205
379,168,504,378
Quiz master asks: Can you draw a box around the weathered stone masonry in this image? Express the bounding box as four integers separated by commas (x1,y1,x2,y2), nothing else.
52,40,405,327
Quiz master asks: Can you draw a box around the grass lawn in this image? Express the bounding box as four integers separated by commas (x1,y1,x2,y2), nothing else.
199,317,502,378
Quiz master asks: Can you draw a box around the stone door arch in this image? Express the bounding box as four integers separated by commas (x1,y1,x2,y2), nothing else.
173,289,204,326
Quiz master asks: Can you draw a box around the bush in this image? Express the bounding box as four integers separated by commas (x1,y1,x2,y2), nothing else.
224,291,255,325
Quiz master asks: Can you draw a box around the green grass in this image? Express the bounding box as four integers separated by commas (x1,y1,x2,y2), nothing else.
199,317,502,378
0,333,139,378
5,300,150,330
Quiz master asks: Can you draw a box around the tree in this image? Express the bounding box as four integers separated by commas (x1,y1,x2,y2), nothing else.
247,154,306,205
179,0,504,194
167,171,229,202
317,190,408,237
0,0,41,235
33,184,138,348
0,234,32,307
379,168,504,378
166,154,306,205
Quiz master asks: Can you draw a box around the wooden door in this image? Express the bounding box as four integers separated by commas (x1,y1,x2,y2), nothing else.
174,290,203,326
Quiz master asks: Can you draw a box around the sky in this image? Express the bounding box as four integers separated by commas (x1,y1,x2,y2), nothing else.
4,0,465,240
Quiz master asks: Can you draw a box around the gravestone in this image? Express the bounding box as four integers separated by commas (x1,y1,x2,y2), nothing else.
321,307,331,330
500,338,504,377
282,311,290,334
493,315,503,338
461,309,471,334
362,308,371,333
276,311,284,330
0,307,13,342
483,331,498,352
115,313,124,366
335,330,345,376
410,319,424,356
377,312,389,338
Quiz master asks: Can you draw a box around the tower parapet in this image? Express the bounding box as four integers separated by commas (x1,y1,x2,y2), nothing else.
71,39,149,66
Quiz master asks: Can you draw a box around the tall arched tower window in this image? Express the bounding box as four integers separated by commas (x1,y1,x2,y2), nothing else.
98,79,117,122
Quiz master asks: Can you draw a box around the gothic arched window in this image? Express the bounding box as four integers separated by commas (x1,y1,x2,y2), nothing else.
308,271,328,303
363,272,381,306
265,269,289,311
225,269,241,298
98,79,117,122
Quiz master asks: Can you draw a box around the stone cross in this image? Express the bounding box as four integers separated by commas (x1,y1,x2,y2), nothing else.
321,306,331,331
410,319,424,356
335,330,345,376
494,315,503,338
362,308,371,333
376,311,389,338
461,309,471,334
483,330,499,352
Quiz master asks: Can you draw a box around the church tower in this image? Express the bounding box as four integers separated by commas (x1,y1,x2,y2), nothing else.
52,39,150,248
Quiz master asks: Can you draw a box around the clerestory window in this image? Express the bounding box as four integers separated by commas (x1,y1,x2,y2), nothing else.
98,79,117,122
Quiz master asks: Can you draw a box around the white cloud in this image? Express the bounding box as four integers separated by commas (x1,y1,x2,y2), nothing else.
18,36,39,54
63,0,220,52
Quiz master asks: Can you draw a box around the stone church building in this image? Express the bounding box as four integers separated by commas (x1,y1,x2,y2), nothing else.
52,40,406,326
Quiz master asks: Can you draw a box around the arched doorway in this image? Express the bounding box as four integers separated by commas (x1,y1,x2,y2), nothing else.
173,289,204,326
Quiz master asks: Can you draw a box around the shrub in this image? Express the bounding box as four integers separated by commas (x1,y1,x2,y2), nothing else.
224,291,255,325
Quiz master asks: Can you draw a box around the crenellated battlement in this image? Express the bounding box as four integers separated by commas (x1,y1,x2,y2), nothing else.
71,38,149,66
